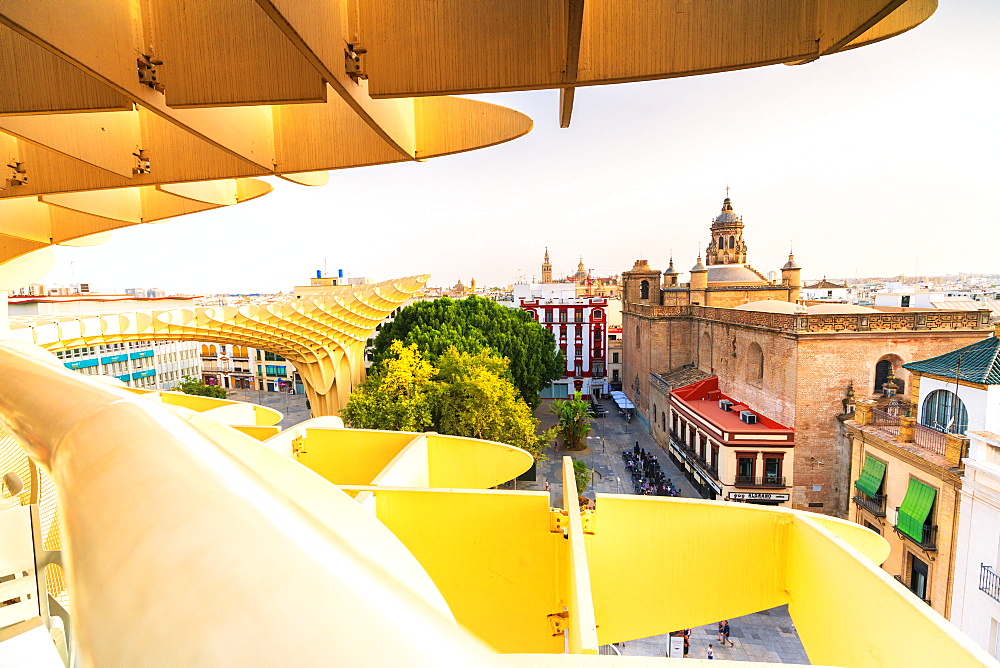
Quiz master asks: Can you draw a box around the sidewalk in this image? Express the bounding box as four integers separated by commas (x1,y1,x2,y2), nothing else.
518,397,702,504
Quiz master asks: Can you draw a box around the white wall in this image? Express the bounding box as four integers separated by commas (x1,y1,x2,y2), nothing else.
952,433,1000,659
918,376,992,433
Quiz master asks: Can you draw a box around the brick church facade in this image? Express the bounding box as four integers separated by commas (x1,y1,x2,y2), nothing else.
621,197,992,515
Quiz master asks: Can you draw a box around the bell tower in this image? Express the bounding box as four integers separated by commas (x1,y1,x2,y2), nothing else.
705,193,747,266
541,248,552,283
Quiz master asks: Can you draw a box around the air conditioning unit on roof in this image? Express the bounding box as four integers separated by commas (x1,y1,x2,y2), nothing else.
739,410,757,424
719,400,733,411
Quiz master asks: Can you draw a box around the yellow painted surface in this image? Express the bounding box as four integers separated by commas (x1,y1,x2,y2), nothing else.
374,489,564,654
562,457,599,654
295,428,415,486
426,433,533,489
589,495,790,644
230,424,281,441
786,514,993,666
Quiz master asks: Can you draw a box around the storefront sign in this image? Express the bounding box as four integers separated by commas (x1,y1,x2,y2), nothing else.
728,492,789,502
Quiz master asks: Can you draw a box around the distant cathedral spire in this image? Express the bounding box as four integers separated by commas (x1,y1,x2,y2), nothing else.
541,247,552,283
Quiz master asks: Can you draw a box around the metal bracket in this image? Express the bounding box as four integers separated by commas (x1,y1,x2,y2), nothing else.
132,149,151,175
137,55,164,92
6,161,27,187
581,509,595,535
549,509,568,533
345,43,368,82
547,611,568,636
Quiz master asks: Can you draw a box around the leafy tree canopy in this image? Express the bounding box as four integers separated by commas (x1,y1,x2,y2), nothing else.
342,342,554,459
370,296,563,408
340,342,437,432
177,375,228,399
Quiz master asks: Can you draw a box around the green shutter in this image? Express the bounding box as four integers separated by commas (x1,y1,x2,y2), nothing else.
897,478,936,542
854,455,887,498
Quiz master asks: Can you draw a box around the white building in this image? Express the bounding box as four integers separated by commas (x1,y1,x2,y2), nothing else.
801,279,851,302
906,331,1000,656
9,295,201,390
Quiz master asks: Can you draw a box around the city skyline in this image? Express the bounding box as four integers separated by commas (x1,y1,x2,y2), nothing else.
38,0,998,295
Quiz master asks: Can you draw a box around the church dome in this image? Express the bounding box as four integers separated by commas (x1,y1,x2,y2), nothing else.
706,264,767,284
664,258,679,276
711,197,742,226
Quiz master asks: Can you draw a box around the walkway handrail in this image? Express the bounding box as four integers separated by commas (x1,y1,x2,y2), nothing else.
0,342,502,667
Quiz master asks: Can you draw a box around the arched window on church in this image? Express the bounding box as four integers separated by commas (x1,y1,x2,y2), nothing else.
874,356,905,395
640,280,649,300
921,389,968,434
719,236,725,249
729,235,735,249
746,342,764,384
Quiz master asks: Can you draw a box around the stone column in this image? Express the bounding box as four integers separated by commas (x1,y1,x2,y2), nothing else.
899,416,916,443
945,433,970,466
854,399,876,426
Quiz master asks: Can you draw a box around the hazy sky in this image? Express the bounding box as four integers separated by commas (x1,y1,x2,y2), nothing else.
45,1,1000,294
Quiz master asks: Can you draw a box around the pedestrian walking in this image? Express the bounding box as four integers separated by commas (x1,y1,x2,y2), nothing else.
544,479,550,492
707,644,714,660
723,620,733,646
717,621,724,642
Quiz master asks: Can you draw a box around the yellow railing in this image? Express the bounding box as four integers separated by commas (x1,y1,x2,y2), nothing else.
0,340,994,666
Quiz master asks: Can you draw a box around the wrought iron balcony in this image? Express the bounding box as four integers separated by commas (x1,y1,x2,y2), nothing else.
980,564,1000,604
894,574,932,606
852,492,887,517
894,511,938,550
734,475,786,488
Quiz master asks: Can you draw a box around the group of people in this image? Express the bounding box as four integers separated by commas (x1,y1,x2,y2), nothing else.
621,443,680,496
673,620,734,660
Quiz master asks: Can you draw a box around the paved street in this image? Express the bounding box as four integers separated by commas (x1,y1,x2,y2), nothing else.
226,386,312,429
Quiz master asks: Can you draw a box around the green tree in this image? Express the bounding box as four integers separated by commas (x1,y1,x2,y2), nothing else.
370,296,563,408
550,392,592,451
573,459,590,494
432,347,555,459
177,375,228,399
342,343,554,459
340,342,437,431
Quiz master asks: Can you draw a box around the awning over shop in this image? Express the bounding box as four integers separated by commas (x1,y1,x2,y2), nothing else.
854,455,887,498
897,478,937,542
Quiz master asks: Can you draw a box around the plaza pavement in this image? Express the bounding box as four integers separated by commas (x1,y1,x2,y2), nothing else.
239,390,810,663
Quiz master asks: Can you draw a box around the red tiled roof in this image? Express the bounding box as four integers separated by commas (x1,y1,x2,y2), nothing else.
671,376,794,440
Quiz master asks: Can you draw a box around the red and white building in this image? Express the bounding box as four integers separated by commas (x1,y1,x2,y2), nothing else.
655,375,796,506
512,284,620,399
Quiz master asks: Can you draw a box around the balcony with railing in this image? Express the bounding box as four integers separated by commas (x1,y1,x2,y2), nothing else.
734,475,787,488
853,492,887,517
894,511,938,550
894,574,932,607
980,564,1000,604
668,432,718,479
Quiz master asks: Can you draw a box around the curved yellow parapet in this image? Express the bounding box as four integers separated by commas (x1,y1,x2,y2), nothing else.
0,344,994,666
284,428,533,494
0,340,504,667
7,275,429,417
